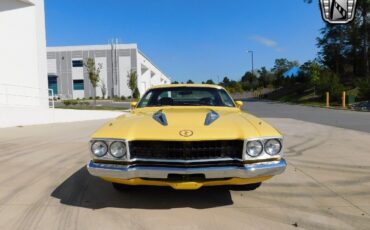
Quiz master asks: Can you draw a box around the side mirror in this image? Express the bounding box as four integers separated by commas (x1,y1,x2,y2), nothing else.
130,102,137,109
235,101,243,109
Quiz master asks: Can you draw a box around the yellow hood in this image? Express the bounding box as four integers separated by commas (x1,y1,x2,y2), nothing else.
92,106,281,141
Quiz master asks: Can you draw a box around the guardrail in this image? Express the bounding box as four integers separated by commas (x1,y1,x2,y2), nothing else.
0,83,55,108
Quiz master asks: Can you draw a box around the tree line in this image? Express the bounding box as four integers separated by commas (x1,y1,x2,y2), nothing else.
175,0,370,101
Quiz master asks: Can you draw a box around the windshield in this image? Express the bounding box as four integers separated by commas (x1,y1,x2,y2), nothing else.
137,87,235,108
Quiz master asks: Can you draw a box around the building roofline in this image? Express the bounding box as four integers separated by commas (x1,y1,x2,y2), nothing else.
46,43,171,82
138,50,171,81
18,0,34,5
47,43,137,52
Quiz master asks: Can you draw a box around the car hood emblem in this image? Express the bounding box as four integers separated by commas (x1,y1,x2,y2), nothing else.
179,130,193,137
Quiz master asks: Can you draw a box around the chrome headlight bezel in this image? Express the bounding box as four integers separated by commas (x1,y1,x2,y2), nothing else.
246,140,264,157
264,139,282,156
109,141,127,159
91,141,108,157
244,137,283,160
90,139,129,161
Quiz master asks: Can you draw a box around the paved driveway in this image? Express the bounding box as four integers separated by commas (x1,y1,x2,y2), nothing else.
243,100,370,133
0,117,369,230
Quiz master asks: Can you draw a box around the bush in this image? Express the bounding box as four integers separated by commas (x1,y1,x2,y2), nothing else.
79,101,90,106
316,70,344,102
120,96,127,100
241,82,251,91
63,99,91,106
222,81,243,93
63,100,78,106
63,100,71,106
89,97,93,100
358,80,370,100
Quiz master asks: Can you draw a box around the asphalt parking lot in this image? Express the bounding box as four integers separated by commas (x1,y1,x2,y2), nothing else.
243,99,370,133
0,102,369,230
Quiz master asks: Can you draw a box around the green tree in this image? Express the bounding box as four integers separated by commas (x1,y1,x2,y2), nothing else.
271,58,299,87
358,80,370,99
300,60,322,95
257,67,268,88
358,0,369,79
219,76,243,93
224,81,243,93
241,71,258,90
311,0,370,82
316,69,344,101
186,79,194,84
222,77,230,85
205,79,215,84
100,82,107,99
317,25,348,80
172,81,179,84
84,58,102,105
309,62,321,96
133,87,140,99
127,70,138,100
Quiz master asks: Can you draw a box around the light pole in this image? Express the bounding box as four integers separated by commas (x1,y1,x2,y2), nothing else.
247,50,254,75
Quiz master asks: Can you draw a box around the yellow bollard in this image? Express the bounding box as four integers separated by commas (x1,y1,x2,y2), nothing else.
342,91,346,108
326,92,330,107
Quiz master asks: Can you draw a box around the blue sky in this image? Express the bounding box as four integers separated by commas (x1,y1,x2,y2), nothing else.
45,0,324,83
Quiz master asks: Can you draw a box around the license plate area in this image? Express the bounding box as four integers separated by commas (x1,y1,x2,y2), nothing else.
167,174,206,181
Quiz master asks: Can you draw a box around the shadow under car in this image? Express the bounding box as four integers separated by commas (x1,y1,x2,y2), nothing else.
51,166,260,210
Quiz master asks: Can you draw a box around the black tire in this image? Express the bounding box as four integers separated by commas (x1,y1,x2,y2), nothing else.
112,182,131,191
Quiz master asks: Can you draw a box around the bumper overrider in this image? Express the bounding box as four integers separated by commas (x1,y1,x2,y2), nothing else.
87,159,287,189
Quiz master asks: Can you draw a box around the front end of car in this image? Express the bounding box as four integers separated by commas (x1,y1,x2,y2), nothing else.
87,137,286,190
87,85,287,190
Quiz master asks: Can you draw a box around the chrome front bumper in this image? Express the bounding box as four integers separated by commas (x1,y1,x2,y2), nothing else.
87,159,287,180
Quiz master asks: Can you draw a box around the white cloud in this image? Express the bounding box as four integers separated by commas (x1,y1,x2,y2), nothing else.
250,35,283,52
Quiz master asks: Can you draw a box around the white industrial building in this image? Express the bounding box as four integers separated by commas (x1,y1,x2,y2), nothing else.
0,0,169,128
47,44,170,99
0,0,48,108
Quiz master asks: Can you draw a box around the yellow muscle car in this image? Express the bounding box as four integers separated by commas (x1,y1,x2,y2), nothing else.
87,84,286,190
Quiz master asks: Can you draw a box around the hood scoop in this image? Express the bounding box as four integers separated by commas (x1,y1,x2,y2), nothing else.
153,110,168,126
204,110,220,126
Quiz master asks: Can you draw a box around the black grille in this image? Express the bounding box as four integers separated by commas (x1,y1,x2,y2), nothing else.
129,140,244,161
